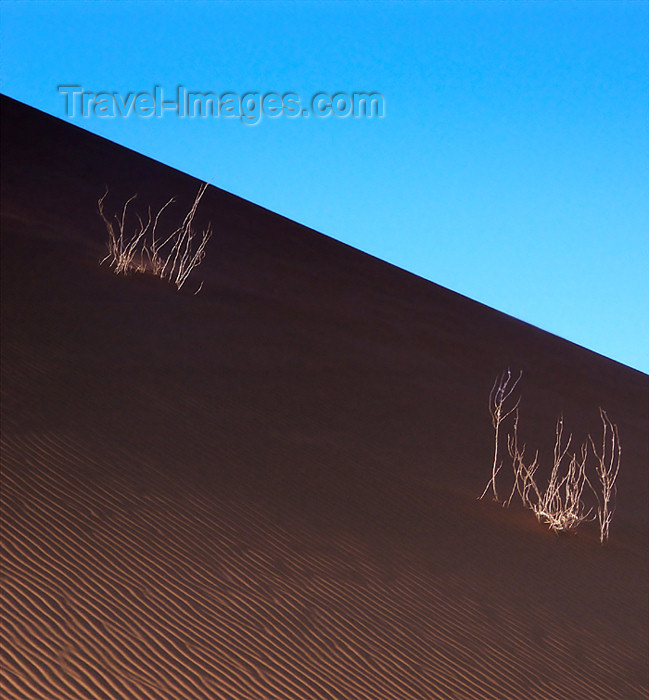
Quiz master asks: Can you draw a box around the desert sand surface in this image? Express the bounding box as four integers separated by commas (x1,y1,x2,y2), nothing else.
1,95,647,699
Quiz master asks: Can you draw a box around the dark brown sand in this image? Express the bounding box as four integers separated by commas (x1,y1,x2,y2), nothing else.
1,95,647,699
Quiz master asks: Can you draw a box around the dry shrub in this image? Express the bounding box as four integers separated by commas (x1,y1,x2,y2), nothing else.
98,182,212,293
480,369,621,543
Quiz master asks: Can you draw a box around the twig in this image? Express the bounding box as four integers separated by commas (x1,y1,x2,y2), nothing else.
479,368,522,502
588,409,621,543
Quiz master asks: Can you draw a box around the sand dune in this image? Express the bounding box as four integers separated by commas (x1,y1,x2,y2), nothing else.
1,95,647,698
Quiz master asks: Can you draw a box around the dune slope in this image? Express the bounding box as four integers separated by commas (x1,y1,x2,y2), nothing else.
1,95,647,699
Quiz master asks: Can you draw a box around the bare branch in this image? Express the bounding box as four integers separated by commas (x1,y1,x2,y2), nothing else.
479,368,522,502
588,409,621,543
506,410,540,508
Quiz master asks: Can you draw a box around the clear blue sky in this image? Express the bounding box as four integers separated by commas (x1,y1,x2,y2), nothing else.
2,0,647,373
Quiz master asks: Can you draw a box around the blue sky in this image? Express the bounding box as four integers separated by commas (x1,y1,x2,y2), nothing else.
1,0,647,372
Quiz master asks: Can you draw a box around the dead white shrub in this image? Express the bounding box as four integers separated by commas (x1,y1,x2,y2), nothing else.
505,410,539,509
99,182,212,293
98,191,152,275
482,370,621,542
530,419,593,533
479,368,522,502
589,409,621,543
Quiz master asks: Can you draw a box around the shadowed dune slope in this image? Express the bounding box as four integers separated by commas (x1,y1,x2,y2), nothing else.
1,95,648,699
